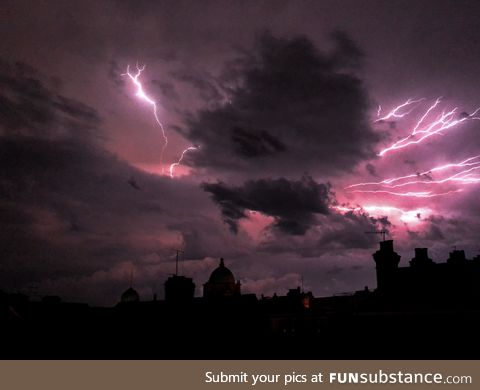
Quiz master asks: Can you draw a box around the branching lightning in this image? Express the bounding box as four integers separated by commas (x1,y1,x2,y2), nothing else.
349,189,462,198
333,205,431,224
123,63,197,177
123,64,168,170
374,98,425,123
347,155,480,190
344,97,480,223
376,97,480,156
169,146,198,178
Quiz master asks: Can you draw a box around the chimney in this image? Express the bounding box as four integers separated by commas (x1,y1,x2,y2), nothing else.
379,240,394,252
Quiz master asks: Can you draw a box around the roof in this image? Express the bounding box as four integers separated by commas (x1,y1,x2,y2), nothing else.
121,287,140,303
207,258,235,285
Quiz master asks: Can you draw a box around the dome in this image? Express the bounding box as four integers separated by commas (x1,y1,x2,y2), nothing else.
121,287,140,303
208,258,235,284
203,258,241,299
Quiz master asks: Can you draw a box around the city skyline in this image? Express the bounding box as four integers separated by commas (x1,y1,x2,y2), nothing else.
2,0,480,306
4,238,480,359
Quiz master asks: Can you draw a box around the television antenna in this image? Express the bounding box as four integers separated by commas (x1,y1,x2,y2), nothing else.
365,230,388,241
174,249,184,276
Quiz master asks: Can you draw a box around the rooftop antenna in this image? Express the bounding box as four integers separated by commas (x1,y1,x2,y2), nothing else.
174,249,184,276
365,230,388,242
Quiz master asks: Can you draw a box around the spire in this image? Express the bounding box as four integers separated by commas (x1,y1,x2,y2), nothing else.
219,257,225,267
174,249,184,276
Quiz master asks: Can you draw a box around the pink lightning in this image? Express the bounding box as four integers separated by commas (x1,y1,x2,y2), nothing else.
123,64,168,171
376,97,480,156
349,189,462,198
347,155,480,189
169,146,198,178
347,97,480,217
372,166,480,189
123,64,197,177
374,98,425,123
333,205,431,224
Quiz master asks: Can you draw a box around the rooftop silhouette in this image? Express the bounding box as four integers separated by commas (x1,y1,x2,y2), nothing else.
3,240,480,359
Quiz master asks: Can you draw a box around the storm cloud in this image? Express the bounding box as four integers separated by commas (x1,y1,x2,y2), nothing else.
0,60,230,303
202,176,333,235
0,60,101,138
183,32,379,177
3,1,480,306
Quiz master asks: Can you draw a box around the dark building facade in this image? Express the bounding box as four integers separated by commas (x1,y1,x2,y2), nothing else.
203,258,241,299
164,275,195,302
373,240,480,302
120,287,140,303
5,244,480,359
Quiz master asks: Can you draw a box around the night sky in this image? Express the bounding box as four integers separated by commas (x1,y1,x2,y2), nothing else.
2,0,480,305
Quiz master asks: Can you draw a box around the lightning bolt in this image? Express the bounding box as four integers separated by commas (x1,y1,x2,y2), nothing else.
347,155,480,189
334,205,431,224
348,97,480,213
123,63,198,177
169,146,198,178
377,97,480,156
374,98,426,123
373,166,480,189
123,64,168,171
349,189,462,198
411,97,442,135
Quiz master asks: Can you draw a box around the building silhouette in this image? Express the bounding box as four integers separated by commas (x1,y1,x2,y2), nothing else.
120,287,140,303
203,258,241,299
4,243,480,359
164,275,195,302
373,240,480,304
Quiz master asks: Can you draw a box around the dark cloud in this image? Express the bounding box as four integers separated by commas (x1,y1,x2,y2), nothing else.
423,215,466,243
0,60,101,139
183,32,379,177
3,0,480,305
405,212,478,252
232,126,286,158
171,69,225,103
424,223,445,241
315,211,391,250
0,60,225,303
202,176,333,235
329,30,364,70
257,209,391,258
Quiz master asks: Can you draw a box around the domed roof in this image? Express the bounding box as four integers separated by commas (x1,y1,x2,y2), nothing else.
121,287,140,303
208,258,235,284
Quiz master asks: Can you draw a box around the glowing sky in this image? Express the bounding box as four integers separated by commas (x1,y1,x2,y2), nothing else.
2,0,480,305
